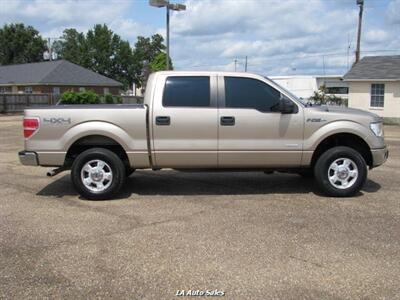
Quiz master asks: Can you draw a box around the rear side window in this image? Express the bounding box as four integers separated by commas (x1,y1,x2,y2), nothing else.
163,76,210,107
224,77,281,112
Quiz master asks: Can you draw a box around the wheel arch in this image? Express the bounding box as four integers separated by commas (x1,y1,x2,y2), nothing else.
310,132,373,168
61,121,136,168
65,134,130,168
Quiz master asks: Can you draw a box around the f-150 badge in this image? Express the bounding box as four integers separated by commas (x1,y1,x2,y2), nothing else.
307,118,327,122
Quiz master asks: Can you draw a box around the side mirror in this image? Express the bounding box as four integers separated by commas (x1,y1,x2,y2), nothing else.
279,97,296,114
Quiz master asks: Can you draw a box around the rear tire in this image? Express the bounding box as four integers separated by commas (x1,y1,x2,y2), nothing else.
71,148,126,200
314,146,367,197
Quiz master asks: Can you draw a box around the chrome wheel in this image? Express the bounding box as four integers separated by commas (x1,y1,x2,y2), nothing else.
328,158,358,189
80,159,113,193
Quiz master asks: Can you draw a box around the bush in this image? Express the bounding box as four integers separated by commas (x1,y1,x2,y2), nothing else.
101,93,123,104
60,91,79,104
78,91,100,104
60,91,121,105
103,93,114,104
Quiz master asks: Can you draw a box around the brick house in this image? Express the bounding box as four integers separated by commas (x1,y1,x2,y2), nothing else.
0,60,123,99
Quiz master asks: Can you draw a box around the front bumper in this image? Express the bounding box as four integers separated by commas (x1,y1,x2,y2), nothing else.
371,146,389,168
18,151,39,166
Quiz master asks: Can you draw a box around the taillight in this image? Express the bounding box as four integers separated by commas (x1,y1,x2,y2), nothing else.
23,117,39,138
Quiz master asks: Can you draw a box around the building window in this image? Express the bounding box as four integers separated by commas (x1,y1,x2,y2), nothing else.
24,86,33,94
53,87,60,95
79,87,85,92
103,87,110,95
326,87,349,94
0,87,10,93
370,84,384,107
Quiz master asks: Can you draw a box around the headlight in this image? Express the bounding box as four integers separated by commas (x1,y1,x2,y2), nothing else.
370,122,383,137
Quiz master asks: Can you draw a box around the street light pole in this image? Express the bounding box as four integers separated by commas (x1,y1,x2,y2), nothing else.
149,0,186,71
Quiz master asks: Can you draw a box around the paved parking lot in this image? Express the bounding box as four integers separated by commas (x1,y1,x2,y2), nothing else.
1,115,400,299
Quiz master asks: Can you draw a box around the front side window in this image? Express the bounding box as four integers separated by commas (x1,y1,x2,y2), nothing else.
224,77,281,112
370,84,384,107
163,76,210,107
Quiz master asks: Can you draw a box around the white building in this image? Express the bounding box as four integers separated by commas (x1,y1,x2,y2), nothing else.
343,55,400,123
270,75,348,100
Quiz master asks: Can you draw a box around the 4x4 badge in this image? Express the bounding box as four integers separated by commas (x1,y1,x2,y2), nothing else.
43,117,71,125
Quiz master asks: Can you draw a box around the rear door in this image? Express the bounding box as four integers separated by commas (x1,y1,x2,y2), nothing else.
152,74,218,168
217,75,304,167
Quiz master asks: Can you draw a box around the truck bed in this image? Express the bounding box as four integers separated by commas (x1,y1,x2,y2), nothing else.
24,104,149,167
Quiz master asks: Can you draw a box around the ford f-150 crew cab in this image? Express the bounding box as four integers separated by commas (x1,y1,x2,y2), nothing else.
19,71,388,199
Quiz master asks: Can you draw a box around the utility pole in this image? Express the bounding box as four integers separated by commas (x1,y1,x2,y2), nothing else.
355,0,364,64
322,55,326,75
244,56,248,72
234,58,237,72
166,6,170,70
48,38,52,61
347,33,351,70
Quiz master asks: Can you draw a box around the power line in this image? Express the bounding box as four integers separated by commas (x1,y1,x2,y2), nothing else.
185,49,400,69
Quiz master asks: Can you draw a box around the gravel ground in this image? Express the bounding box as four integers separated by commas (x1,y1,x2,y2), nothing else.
1,115,399,299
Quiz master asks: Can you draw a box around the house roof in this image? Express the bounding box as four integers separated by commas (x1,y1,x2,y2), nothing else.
343,55,400,81
0,60,122,86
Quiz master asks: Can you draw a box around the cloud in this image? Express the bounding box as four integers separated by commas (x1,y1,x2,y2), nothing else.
109,19,157,42
168,0,399,75
387,0,400,24
0,0,130,26
0,0,157,44
0,0,398,76
365,29,391,43
169,0,360,74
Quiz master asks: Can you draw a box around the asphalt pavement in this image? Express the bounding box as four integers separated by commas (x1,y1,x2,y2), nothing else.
1,115,399,299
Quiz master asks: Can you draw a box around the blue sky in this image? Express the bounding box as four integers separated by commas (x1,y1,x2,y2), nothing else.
0,0,399,76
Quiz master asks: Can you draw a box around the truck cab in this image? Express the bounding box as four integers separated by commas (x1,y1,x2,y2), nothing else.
148,71,303,168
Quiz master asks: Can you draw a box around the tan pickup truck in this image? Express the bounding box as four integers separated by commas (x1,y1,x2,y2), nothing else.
19,71,388,199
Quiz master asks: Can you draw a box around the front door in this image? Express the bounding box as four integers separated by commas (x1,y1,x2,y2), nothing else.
152,74,218,168
218,75,304,167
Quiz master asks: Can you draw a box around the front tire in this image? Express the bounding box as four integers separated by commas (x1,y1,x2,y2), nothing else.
314,146,367,197
71,148,126,200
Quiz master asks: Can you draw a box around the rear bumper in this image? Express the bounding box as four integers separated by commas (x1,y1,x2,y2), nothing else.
18,151,39,166
371,146,389,168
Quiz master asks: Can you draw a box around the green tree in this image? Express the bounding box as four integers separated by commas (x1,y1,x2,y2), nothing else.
55,26,169,90
0,23,47,65
56,25,135,89
150,52,172,72
132,34,170,88
309,85,347,106
56,28,88,66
